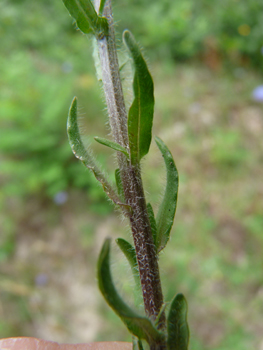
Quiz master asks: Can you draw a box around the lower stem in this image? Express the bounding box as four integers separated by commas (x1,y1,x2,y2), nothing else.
122,164,165,329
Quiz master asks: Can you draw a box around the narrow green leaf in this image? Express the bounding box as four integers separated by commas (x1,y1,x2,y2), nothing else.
116,238,139,285
67,97,94,165
99,0,107,16
94,136,129,158
167,294,189,350
147,203,157,249
67,98,131,214
155,137,179,252
98,238,165,344
123,30,154,165
62,0,108,37
116,238,141,308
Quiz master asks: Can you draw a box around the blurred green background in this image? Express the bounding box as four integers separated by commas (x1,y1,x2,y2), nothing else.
1,0,263,349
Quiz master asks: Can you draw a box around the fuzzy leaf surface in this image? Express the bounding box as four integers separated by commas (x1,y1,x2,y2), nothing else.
94,136,129,158
116,238,139,285
123,30,154,165
98,238,165,344
167,293,189,350
67,97,94,165
62,0,108,36
67,98,130,213
155,136,179,252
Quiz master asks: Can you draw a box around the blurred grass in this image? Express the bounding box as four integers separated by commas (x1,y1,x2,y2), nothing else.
1,1,263,349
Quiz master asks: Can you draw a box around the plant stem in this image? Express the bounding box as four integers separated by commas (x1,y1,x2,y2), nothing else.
94,1,128,150
122,165,165,326
94,0,166,333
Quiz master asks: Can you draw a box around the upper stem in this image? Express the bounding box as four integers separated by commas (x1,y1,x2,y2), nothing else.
94,0,128,149
94,0,165,332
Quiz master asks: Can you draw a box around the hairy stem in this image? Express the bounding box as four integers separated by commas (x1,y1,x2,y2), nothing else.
94,0,165,332
122,165,165,328
94,0,128,149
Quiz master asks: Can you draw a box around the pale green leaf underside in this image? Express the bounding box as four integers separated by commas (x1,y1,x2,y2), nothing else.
62,0,108,36
116,238,139,287
167,293,189,350
123,30,154,165
67,97,94,166
98,238,165,344
155,136,179,253
94,136,129,158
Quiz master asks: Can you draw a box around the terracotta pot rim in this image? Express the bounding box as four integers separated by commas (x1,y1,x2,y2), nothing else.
0,337,132,350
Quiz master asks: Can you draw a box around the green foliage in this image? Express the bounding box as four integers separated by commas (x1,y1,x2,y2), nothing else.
97,238,165,345
67,97,94,166
124,30,154,165
0,0,109,201
167,294,189,350
210,129,248,169
0,221,15,262
1,0,262,345
155,137,179,253
62,0,108,37
94,137,129,158
114,0,263,67
98,0,107,16
116,238,139,287
67,97,130,212
64,3,186,349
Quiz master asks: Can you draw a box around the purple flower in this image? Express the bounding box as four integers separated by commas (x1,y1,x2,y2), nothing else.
53,191,68,205
252,85,263,102
35,273,49,286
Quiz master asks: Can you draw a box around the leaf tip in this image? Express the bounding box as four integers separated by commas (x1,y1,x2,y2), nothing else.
123,29,131,42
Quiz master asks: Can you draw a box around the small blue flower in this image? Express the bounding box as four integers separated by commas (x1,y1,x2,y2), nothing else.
35,273,49,286
252,85,263,102
53,191,68,205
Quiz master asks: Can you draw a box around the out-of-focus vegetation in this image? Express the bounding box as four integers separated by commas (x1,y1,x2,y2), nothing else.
114,0,263,68
0,0,263,349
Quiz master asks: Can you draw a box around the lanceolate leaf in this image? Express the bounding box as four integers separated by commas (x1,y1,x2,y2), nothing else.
155,137,179,252
147,203,157,249
67,97,94,165
98,238,165,344
116,238,142,308
116,238,139,285
167,294,189,350
67,97,130,214
62,0,108,37
94,136,129,158
123,30,154,165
